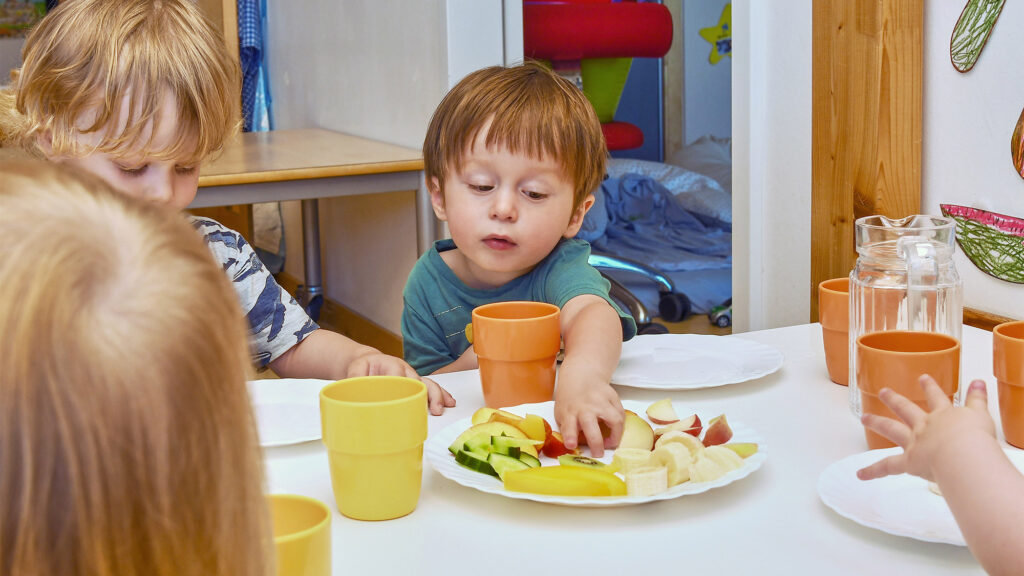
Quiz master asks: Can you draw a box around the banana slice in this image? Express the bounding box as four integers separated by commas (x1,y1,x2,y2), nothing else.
655,430,705,458
688,454,726,483
611,448,653,474
625,466,669,497
704,445,744,471
651,443,692,485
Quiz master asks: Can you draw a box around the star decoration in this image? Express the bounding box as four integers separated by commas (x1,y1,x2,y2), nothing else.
699,4,732,65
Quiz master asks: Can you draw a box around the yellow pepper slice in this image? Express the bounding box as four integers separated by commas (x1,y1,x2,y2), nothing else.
503,465,627,497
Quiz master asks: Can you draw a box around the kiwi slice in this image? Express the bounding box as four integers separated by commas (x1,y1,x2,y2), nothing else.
558,454,607,469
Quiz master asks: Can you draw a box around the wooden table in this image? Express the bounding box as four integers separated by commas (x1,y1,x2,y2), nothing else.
195,129,437,314
263,324,1004,574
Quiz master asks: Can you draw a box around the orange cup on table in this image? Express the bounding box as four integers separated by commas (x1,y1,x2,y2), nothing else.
856,331,960,449
469,301,561,408
818,277,850,385
320,376,427,521
994,321,1024,448
269,494,332,576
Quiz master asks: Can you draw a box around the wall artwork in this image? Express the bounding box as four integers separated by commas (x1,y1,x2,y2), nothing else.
950,0,1005,73
0,1,46,38
941,204,1024,284
699,3,731,65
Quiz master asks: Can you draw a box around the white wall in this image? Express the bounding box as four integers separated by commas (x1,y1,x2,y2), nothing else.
731,0,813,333
266,0,509,335
923,3,1023,319
682,0,731,144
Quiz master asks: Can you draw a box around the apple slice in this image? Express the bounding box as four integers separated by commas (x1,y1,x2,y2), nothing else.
618,410,655,451
518,413,551,443
653,413,702,443
723,442,758,458
487,409,526,428
702,414,733,447
471,407,498,425
541,431,580,458
645,398,679,425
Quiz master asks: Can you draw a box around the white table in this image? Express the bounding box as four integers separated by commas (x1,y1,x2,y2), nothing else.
264,324,1001,575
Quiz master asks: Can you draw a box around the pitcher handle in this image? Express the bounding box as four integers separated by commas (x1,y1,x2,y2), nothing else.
898,235,938,332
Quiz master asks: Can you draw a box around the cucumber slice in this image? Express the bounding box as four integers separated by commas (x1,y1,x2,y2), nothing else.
455,449,498,477
487,452,530,481
518,452,541,468
463,435,493,456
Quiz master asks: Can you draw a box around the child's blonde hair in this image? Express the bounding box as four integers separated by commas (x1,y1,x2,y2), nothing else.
0,0,240,165
0,161,269,576
423,61,607,213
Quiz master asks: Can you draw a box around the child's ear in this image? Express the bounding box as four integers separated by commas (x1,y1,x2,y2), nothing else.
36,130,57,159
428,176,449,221
563,193,596,238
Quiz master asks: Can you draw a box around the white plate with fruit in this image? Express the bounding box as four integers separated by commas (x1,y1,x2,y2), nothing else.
425,399,767,507
612,334,784,390
818,447,1024,546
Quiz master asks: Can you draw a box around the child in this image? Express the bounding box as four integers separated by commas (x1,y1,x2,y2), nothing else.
0,0,454,414
0,160,269,576
403,63,637,457
858,374,1024,575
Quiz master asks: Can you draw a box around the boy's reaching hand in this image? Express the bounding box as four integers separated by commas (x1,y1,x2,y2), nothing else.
553,372,624,459
857,375,995,482
347,352,456,415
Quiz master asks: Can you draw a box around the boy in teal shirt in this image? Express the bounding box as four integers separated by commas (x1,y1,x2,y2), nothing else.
402,63,636,457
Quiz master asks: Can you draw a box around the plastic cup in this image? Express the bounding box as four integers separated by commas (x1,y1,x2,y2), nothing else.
470,301,561,408
269,494,332,576
856,331,960,449
319,376,427,521
994,321,1024,448
818,277,850,385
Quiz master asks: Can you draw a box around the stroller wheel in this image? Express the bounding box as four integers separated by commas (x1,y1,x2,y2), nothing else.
658,292,691,322
638,322,670,335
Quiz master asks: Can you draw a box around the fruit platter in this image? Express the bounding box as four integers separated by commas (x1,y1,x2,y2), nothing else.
425,399,767,507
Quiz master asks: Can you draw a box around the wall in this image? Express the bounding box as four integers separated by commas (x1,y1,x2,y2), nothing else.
732,0,812,333
1,38,22,83
265,0,509,335
922,3,1022,319
682,0,731,144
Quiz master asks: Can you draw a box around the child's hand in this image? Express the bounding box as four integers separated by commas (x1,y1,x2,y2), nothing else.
857,375,995,482
347,353,456,415
553,375,623,459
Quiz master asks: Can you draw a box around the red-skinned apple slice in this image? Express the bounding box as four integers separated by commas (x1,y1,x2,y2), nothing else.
645,398,679,425
618,410,655,451
542,431,580,458
518,414,551,443
653,413,702,442
702,414,733,447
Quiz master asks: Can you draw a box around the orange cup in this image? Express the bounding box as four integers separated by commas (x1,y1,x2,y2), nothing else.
856,331,960,449
994,321,1024,448
470,301,561,408
818,277,850,385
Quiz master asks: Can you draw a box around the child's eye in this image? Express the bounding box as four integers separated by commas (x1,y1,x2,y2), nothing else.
117,164,148,177
469,184,494,192
524,190,547,200
175,165,197,175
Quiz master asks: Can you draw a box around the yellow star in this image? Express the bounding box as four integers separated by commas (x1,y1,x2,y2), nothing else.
699,4,732,65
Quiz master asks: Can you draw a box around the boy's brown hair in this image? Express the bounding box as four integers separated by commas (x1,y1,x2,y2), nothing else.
423,61,607,212
0,160,268,576
0,0,240,165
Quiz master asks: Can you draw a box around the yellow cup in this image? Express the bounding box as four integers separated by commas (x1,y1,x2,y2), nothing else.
470,301,561,408
319,376,427,521
269,494,331,576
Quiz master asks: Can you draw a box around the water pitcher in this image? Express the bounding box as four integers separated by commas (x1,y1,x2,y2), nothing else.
849,215,963,415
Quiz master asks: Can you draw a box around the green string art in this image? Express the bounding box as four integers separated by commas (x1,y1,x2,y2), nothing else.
941,204,1024,284
950,0,1005,73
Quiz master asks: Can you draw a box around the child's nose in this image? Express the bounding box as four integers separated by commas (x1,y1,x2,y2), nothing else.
147,172,174,204
489,188,518,221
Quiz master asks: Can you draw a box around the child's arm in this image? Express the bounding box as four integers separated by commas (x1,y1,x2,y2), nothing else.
553,294,624,459
430,345,478,375
858,376,1024,576
270,329,456,415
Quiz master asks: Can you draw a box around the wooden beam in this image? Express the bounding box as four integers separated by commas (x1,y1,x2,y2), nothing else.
195,0,239,63
810,0,923,321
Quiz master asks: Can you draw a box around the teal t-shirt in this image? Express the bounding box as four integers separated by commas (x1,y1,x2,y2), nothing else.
401,238,637,375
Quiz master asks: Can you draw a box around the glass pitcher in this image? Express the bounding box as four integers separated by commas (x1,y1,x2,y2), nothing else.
848,215,963,415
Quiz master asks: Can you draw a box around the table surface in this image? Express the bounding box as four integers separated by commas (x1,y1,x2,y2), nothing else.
198,129,423,187
263,324,1002,575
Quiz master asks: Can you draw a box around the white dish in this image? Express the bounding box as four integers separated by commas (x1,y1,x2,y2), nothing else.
818,447,1024,546
611,334,784,390
426,399,767,507
247,378,331,447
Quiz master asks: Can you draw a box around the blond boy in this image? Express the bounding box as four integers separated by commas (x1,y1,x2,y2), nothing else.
0,0,453,413
403,63,637,455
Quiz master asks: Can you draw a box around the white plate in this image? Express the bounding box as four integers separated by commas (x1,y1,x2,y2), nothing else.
426,399,767,507
818,447,1024,546
247,378,331,447
611,334,784,390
